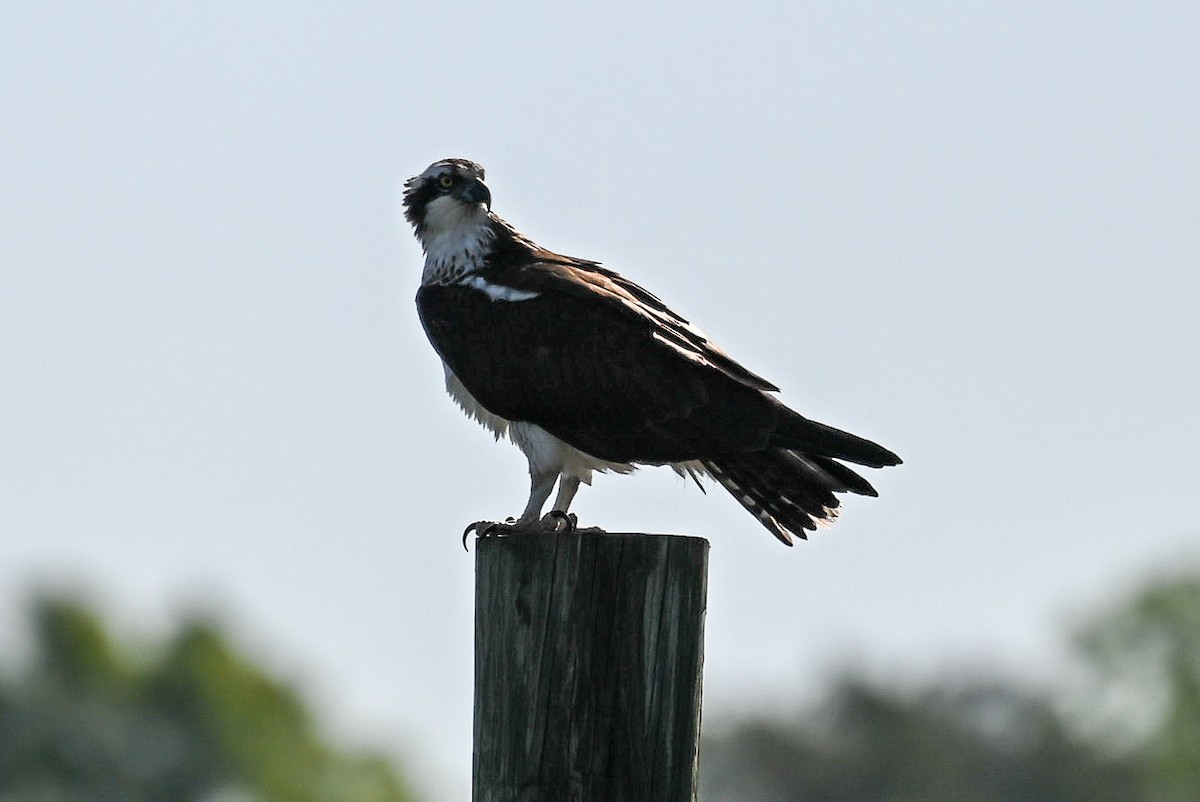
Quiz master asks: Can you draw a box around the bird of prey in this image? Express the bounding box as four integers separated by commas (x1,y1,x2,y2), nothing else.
403,158,900,546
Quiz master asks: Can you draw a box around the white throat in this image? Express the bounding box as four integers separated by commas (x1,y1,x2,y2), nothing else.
420,195,493,285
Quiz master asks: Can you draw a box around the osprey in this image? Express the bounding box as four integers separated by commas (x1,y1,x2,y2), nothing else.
404,158,900,546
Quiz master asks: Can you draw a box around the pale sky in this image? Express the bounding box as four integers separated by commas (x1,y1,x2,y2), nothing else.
2,3,1198,800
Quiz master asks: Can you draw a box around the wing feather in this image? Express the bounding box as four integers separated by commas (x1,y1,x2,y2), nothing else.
416,274,779,464
416,252,898,470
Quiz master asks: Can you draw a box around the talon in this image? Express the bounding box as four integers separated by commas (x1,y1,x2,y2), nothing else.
462,522,479,551
462,512,589,547
462,520,504,550
543,510,574,532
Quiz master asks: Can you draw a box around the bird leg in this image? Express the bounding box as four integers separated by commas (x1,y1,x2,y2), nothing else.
462,473,604,548
549,475,605,536
551,475,581,515
518,469,558,525
461,470,559,548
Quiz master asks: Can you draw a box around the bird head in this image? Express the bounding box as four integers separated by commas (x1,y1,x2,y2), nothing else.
403,158,492,240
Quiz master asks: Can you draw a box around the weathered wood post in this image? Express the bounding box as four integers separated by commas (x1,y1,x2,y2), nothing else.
473,532,709,802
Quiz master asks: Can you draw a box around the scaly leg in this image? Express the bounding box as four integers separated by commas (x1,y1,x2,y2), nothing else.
551,474,580,514
548,474,605,536
517,469,557,525
462,469,565,548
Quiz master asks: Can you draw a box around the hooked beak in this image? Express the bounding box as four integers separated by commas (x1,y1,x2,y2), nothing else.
457,178,492,209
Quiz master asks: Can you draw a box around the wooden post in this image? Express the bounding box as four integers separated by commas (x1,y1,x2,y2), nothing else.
473,532,709,802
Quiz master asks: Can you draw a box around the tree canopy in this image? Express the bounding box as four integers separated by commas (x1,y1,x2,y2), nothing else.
701,567,1200,802
0,597,420,802
9,565,1200,801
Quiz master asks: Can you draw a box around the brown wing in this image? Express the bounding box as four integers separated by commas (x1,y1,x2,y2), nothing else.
416,266,784,464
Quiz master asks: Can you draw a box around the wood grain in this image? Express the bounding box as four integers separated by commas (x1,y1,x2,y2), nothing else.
473,532,709,802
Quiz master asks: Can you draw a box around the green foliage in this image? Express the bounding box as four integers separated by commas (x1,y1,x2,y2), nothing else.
702,566,1200,802
0,597,420,802
13,567,1200,802
1076,574,1200,801
701,676,1140,802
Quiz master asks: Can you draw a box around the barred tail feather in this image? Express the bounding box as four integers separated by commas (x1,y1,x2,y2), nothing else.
704,449,879,546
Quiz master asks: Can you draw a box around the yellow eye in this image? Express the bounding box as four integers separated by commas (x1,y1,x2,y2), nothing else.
438,175,454,188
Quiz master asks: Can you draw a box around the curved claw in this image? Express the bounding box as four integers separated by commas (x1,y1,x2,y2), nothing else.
462,518,518,550
542,510,575,533
462,521,495,551
462,512,593,549
462,522,481,551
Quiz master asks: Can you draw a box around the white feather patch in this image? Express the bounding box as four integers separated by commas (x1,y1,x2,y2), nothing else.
462,275,539,302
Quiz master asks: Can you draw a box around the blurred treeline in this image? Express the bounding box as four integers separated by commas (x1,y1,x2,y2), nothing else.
700,571,1200,802
0,598,420,802
3,569,1200,802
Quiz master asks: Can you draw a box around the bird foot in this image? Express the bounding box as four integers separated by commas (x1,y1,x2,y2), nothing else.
461,511,604,550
